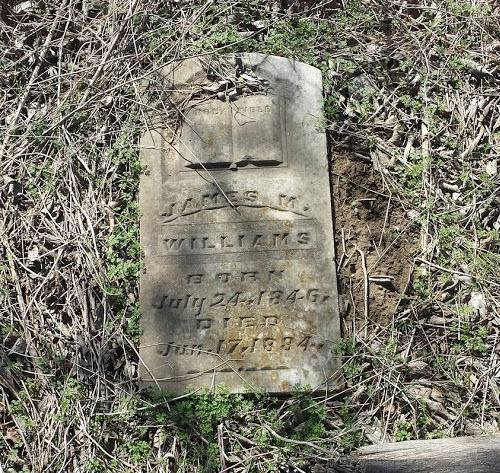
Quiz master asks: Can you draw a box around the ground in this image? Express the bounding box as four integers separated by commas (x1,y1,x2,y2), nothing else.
0,1,499,472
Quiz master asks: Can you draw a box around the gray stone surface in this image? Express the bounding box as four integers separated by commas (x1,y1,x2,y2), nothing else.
139,53,340,393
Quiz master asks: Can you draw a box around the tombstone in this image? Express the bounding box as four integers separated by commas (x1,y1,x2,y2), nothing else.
139,53,340,393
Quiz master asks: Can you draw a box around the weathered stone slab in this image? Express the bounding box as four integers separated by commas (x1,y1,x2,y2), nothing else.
139,53,340,393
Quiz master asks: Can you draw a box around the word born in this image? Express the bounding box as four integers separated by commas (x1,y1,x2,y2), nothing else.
186,270,284,284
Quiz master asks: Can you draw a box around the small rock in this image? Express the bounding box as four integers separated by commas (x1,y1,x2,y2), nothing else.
370,339,383,353
228,89,239,100
407,360,429,375
239,73,259,85
439,291,452,302
202,83,219,93
7,180,23,198
485,160,497,176
430,386,445,403
4,112,16,125
482,421,499,434
5,427,21,444
407,384,432,400
13,1,33,14
227,12,244,24
425,399,449,418
365,418,384,444
465,420,485,435
253,20,269,29
490,379,500,407
27,246,39,262
440,181,460,193
469,291,489,317
9,338,27,356
234,31,254,39
407,209,420,221
26,105,38,120
453,273,473,283
351,384,366,401
461,58,491,76
123,360,136,379
348,74,376,100
429,315,448,325
100,95,113,107
416,378,433,387
459,204,473,216
217,80,230,90
14,34,26,49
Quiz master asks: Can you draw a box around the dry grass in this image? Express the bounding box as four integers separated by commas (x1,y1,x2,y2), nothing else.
0,0,499,472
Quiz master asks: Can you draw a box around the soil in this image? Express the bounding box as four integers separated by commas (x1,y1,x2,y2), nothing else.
331,151,418,331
